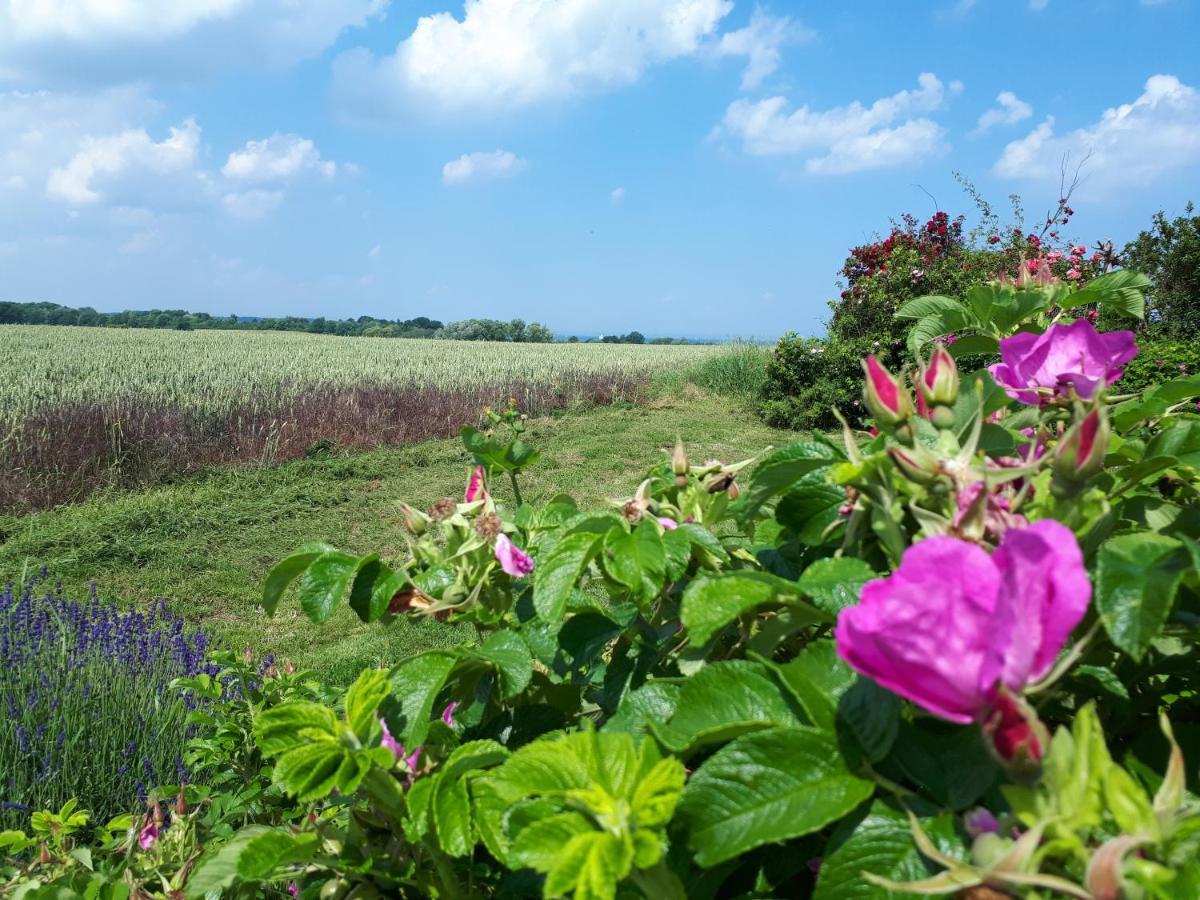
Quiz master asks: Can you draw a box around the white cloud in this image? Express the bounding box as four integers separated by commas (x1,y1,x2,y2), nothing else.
442,150,527,185
1029,0,1049,10
994,75,1200,189
715,72,952,174
975,90,1033,133
715,9,812,90
118,229,162,254
221,189,284,220
334,0,733,115
46,119,201,204
0,0,386,84
368,244,381,258
610,186,626,203
222,134,337,182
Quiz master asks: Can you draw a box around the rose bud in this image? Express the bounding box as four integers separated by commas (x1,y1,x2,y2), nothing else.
862,355,913,427
1052,406,1109,493
888,444,942,485
919,343,959,407
981,687,1050,785
399,502,430,536
672,438,689,480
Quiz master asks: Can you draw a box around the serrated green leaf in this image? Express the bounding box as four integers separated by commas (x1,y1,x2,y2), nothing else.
344,668,391,742
545,830,634,900
534,531,603,623
1095,533,1190,660
347,556,407,623
603,519,666,602
741,442,840,524
836,679,901,764
661,527,692,582
814,802,964,900
796,557,876,615
298,550,359,624
766,640,856,730
681,571,827,646
253,702,338,756
472,630,533,699
603,683,681,738
895,295,964,321
273,742,364,802
679,726,874,866
776,479,846,546
433,772,474,856
652,660,803,754
261,544,335,615
677,522,730,565
388,652,460,745
509,811,593,873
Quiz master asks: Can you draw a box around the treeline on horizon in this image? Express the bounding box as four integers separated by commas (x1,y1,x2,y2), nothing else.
0,301,696,344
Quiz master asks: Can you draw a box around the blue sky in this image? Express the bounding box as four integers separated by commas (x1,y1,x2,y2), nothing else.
1,0,1198,339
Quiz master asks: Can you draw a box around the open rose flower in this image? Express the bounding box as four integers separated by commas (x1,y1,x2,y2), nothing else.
495,534,534,577
988,319,1137,405
835,521,1090,724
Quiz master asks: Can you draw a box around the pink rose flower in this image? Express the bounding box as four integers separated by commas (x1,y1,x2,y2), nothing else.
988,319,1137,405
441,701,459,726
138,819,159,850
495,534,534,577
380,717,423,780
1066,268,1082,281
464,465,488,503
657,517,678,531
835,521,1090,724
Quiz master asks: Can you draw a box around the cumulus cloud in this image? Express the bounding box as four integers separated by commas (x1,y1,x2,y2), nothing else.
0,0,386,84
334,0,733,116
715,9,812,90
442,150,527,185
46,119,201,204
222,134,337,182
715,72,953,174
994,75,1200,189
975,90,1033,133
222,188,285,220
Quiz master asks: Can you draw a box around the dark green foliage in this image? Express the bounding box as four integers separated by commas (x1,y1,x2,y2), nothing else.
1124,203,1200,337
1120,339,1200,395
761,335,899,430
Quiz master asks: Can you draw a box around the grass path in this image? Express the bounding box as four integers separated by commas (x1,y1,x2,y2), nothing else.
0,393,795,682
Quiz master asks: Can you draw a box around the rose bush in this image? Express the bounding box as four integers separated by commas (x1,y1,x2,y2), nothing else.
7,273,1200,898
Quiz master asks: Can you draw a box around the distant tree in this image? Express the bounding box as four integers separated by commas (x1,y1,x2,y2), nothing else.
525,322,554,343
1124,202,1200,337
624,331,645,345
566,335,580,343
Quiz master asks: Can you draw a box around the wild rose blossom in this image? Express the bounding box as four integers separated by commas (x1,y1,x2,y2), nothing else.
441,701,459,726
138,818,159,850
836,521,1090,724
988,319,1137,405
657,517,678,531
379,717,423,778
495,534,534,577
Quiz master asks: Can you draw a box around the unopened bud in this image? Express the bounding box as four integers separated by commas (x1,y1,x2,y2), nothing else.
1085,835,1143,900
464,465,488,503
399,502,429,536
1053,406,1109,490
918,343,959,408
726,481,740,501
672,438,689,477
862,355,913,427
174,785,188,816
981,688,1049,785
704,471,736,494
888,445,941,485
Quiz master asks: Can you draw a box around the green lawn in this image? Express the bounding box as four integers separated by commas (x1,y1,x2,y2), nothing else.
0,393,795,683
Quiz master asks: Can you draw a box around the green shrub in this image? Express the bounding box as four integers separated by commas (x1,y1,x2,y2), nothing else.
760,334,900,430
1120,338,1200,395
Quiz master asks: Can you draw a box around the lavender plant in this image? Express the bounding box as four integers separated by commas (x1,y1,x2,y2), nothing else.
0,573,218,829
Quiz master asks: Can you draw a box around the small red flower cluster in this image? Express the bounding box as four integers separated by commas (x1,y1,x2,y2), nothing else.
840,211,966,291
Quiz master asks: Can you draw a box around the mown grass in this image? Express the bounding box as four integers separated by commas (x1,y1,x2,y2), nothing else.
0,391,795,684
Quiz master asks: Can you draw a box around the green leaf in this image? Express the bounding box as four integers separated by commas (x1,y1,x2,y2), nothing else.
1145,420,1200,470
907,307,978,356
896,295,965,320
544,830,633,900
741,442,840,524
1068,269,1150,320
766,640,856,730
652,660,804,754
603,683,681,738
254,702,338,756
946,333,1000,359
677,522,730,565
261,543,335,615
388,652,460,745
836,679,901,764
433,773,474,856
186,826,312,897
662,527,693,582
441,740,510,781
534,531,603,623
473,630,533,699
298,550,359,624
1095,533,1191,660
889,722,998,810
348,556,406,623
681,571,828,646
603,519,666,601
796,557,876,615
679,726,874,867
273,742,366,802
344,668,391,742
814,802,963,900
509,811,593,873
776,476,846,546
